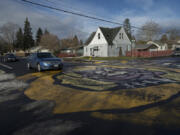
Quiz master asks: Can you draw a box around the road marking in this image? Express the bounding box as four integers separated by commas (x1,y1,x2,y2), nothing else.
0,63,13,70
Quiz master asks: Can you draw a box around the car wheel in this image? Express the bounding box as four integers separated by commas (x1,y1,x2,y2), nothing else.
59,64,63,70
37,64,41,72
27,63,31,70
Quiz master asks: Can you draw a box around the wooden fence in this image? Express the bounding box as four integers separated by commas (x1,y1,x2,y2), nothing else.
126,50,173,58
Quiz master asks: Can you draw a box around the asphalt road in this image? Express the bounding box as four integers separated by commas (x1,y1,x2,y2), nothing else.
0,57,85,135
0,57,82,76
0,56,179,77
0,57,32,76
0,56,180,135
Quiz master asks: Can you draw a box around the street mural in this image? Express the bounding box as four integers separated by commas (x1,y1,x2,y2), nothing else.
57,66,178,91
1,57,180,135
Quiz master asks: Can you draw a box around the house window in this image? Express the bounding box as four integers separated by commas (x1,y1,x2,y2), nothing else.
94,46,99,51
98,33,100,39
119,33,124,39
119,33,121,39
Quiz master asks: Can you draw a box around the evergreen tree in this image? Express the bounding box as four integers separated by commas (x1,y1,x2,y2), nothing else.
36,27,43,46
160,34,168,43
15,28,24,50
44,29,50,35
80,40,83,45
168,28,180,40
123,18,132,40
23,18,34,51
72,35,79,47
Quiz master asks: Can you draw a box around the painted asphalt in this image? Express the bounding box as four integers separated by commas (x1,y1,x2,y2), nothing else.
55,57,180,91
0,56,180,135
0,64,82,135
75,67,175,90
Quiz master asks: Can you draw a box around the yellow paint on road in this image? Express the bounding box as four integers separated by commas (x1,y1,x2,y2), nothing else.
91,96,180,127
17,64,180,128
23,69,180,114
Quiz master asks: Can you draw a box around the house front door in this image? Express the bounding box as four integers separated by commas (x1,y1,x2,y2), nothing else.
90,48,94,56
119,47,122,56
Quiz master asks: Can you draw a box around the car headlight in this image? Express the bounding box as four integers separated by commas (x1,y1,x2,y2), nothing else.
42,61,51,66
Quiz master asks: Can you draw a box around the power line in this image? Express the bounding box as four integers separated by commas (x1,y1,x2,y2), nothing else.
44,0,166,35
20,0,122,25
45,0,119,24
21,0,162,33
21,1,130,27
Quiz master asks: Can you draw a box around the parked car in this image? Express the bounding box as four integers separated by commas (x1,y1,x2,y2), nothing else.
172,47,180,56
27,52,63,72
3,53,18,62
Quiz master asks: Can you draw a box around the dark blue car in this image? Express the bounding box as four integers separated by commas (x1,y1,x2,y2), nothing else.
3,53,18,62
27,52,63,72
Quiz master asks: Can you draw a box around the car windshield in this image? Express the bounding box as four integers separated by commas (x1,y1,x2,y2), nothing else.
37,53,54,58
7,54,15,57
175,48,180,51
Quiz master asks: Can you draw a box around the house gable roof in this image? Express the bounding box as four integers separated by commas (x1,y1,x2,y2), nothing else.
85,26,132,45
135,44,157,50
99,27,122,45
152,41,167,46
85,32,96,45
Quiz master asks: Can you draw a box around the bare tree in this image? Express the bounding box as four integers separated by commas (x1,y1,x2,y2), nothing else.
167,28,180,40
60,38,73,49
136,20,161,41
39,33,60,52
0,22,19,46
60,35,80,49
0,36,11,53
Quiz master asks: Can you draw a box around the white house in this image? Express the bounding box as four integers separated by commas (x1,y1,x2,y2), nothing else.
84,27,133,57
147,41,168,51
171,40,180,50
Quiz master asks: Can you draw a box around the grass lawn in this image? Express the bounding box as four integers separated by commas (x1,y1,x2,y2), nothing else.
63,56,138,62
63,56,173,62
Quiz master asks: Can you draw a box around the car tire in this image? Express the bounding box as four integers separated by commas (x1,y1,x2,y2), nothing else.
37,64,41,72
59,64,63,70
27,63,31,70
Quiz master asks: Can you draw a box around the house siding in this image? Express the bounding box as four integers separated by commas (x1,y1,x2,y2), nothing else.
147,41,168,51
84,28,108,57
84,27,132,57
112,28,132,56
108,45,119,57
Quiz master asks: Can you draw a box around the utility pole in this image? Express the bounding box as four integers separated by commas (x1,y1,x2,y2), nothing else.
131,40,135,57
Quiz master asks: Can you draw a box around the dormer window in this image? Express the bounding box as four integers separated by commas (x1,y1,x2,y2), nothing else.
98,33,100,39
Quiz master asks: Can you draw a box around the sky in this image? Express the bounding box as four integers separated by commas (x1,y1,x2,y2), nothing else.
0,0,180,40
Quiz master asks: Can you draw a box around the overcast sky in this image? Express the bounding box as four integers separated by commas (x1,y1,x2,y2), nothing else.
1,0,180,40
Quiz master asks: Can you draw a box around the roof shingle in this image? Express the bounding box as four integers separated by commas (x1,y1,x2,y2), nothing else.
99,27,121,45
85,32,96,45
